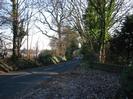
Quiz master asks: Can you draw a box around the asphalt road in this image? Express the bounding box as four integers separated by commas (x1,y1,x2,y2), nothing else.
0,60,80,99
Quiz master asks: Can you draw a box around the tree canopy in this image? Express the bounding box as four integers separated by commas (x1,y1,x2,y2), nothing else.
110,14,133,64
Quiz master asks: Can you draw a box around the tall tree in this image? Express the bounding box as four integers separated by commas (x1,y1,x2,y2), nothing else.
0,0,34,59
110,14,133,64
36,0,73,57
83,0,132,63
11,0,20,58
11,0,34,59
66,0,87,41
49,27,79,58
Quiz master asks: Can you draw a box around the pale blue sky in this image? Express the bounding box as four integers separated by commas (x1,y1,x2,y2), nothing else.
0,0,133,51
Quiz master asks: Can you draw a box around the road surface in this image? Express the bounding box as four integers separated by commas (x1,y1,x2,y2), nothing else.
0,60,80,99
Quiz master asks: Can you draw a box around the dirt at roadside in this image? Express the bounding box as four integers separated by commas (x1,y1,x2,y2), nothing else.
19,68,120,99
0,71,5,74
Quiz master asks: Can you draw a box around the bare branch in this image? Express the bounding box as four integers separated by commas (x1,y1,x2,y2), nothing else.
36,25,58,40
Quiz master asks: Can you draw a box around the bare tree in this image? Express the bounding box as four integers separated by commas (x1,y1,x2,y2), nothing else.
0,32,11,58
35,0,73,57
0,0,35,59
63,0,88,43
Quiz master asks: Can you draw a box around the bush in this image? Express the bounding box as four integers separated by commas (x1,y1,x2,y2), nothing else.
38,50,60,65
52,56,60,63
81,43,98,63
56,56,67,62
120,65,133,98
0,61,13,72
14,59,39,70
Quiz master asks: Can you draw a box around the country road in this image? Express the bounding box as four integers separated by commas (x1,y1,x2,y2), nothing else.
0,60,80,99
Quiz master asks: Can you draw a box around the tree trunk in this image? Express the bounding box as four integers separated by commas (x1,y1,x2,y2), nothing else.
12,0,18,59
11,0,21,59
57,24,65,57
99,44,106,63
99,0,106,63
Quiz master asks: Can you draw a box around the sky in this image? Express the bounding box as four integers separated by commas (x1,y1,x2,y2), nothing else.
21,26,52,50
0,0,52,51
22,0,133,51
21,11,55,51
0,0,133,51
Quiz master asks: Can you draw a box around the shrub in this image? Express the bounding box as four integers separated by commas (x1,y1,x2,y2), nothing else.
120,65,133,98
14,59,39,70
0,61,13,72
56,56,67,62
38,50,60,65
81,43,98,63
